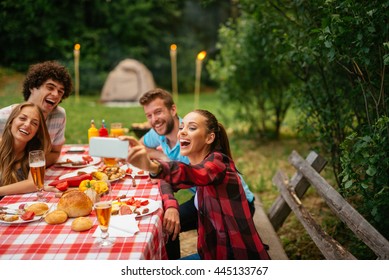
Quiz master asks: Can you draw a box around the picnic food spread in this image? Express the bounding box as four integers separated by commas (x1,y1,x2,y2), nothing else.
112,195,151,216
97,165,126,181
0,202,47,223
0,141,170,262
1,147,157,233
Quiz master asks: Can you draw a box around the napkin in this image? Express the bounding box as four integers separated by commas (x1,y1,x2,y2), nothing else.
93,214,139,238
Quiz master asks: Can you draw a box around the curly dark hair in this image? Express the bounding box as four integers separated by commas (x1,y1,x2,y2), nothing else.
22,61,73,101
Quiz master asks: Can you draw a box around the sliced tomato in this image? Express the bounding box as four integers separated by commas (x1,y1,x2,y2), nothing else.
56,181,69,192
140,200,149,206
82,155,93,163
137,170,144,175
134,200,142,208
126,168,133,174
126,197,135,205
21,210,35,221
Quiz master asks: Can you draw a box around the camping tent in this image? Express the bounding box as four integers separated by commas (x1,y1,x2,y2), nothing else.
100,59,155,103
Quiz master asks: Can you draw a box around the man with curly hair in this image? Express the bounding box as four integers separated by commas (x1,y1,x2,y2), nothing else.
0,61,73,166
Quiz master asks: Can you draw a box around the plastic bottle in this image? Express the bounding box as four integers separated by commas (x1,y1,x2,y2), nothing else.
88,119,99,143
99,119,109,137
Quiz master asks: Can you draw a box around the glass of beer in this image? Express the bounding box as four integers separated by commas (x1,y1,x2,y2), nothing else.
94,181,115,247
29,150,46,202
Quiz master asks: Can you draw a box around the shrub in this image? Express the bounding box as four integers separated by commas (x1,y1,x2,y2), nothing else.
340,116,389,239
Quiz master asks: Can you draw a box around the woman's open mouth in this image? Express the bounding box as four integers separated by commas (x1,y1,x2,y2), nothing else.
180,139,190,148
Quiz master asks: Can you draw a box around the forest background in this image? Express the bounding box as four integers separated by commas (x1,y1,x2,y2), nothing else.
0,0,388,259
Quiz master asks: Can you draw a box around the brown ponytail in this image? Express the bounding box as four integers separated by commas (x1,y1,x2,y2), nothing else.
194,109,232,159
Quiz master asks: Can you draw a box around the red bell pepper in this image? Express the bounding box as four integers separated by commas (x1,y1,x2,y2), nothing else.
140,200,149,206
56,181,69,192
49,173,93,187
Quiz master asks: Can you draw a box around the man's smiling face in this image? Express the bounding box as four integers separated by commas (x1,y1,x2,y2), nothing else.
143,97,176,136
28,79,65,117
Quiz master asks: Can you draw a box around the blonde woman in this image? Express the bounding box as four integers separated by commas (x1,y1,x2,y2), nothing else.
0,102,51,199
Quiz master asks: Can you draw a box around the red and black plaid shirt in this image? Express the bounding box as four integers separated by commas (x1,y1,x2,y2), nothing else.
154,151,270,260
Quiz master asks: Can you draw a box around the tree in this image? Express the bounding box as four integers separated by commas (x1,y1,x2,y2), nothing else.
284,0,389,186
0,0,231,93
208,1,295,139
209,0,389,244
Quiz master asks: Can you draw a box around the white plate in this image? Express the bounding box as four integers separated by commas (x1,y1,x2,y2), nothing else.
112,198,160,218
121,164,149,177
55,155,101,168
58,166,125,183
0,202,53,224
58,166,98,180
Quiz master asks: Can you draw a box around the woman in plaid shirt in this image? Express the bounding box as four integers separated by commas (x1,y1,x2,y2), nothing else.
122,109,270,260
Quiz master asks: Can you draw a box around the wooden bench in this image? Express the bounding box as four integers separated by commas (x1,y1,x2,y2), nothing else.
253,194,289,259
266,150,389,259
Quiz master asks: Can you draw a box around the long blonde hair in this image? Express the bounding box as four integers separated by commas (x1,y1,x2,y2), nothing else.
0,102,51,185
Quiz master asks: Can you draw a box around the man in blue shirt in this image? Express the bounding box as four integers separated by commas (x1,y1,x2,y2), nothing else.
139,88,255,259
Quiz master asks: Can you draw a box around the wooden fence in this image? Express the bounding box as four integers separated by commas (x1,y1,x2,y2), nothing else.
267,150,389,260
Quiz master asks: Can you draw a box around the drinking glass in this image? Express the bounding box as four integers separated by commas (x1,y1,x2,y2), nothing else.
29,150,47,202
103,122,124,166
94,181,115,247
110,122,124,137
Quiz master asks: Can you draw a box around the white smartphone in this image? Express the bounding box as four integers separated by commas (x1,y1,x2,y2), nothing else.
89,137,129,159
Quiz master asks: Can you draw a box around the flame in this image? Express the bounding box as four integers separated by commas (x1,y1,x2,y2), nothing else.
74,44,81,50
170,44,177,51
197,51,207,61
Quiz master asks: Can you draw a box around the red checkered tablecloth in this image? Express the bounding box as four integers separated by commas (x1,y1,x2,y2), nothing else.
0,145,168,260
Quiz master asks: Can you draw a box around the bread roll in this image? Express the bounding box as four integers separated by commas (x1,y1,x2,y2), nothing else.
44,210,68,225
57,190,93,218
71,217,93,232
27,203,49,216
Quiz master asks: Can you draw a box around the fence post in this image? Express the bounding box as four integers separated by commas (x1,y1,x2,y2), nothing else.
268,150,327,231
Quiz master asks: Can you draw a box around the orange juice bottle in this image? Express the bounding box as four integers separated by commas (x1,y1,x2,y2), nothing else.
88,119,99,143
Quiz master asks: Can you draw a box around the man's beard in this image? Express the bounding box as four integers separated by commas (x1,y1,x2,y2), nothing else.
158,116,175,136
